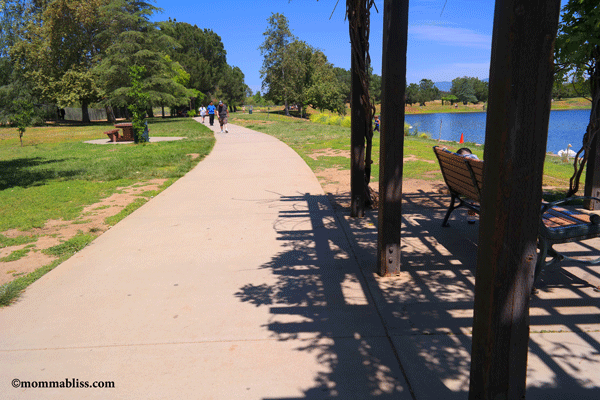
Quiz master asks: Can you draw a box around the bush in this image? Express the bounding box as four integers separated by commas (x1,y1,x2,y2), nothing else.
309,112,351,128
328,115,340,126
187,110,197,118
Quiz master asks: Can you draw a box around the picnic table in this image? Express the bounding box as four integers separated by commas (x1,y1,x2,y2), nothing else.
114,123,134,142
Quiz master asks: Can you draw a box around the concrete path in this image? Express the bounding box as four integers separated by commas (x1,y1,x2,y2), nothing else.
1,117,599,399
0,120,411,399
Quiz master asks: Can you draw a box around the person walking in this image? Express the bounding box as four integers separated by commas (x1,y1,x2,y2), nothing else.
199,105,207,123
207,101,216,126
217,101,229,133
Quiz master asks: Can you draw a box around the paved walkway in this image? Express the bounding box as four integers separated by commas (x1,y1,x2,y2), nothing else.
1,118,599,399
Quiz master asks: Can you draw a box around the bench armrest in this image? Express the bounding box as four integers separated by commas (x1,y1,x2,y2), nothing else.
541,196,600,215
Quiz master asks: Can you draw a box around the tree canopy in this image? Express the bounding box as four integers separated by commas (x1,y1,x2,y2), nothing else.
259,12,294,114
554,0,600,197
451,77,488,104
0,0,248,127
259,13,345,116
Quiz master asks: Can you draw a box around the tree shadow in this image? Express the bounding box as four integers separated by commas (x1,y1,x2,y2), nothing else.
336,188,600,399
235,193,410,399
236,189,600,399
0,157,78,190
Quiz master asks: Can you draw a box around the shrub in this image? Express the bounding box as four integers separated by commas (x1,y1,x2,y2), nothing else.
187,110,197,118
328,115,340,126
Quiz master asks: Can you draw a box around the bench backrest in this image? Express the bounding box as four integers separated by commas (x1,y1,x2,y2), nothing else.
433,146,483,202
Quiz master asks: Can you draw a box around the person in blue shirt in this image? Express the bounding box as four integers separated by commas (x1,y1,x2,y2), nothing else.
206,101,216,126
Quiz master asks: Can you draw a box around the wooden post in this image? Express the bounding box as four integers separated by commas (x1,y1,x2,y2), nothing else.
584,134,600,209
377,0,409,276
350,51,367,218
468,1,561,399
348,0,367,218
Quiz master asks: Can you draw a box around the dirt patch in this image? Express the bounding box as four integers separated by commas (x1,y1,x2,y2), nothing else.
0,179,167,286
317,167,447,210
308,149,350,160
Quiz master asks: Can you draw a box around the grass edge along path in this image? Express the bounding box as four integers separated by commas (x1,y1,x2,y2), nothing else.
230,111,577,188
0,118,214,306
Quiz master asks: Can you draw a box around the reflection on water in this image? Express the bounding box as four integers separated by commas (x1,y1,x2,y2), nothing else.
405,109,591,155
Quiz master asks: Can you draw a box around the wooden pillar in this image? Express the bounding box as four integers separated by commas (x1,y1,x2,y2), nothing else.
584,86,600,209
377,0,409,276
348,0,368,218
468,1,561,399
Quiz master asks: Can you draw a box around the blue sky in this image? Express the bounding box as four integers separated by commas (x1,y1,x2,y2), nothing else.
151,0,568,94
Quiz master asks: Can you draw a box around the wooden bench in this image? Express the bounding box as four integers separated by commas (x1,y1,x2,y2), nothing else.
104,129,120,142
433,146,600,281
433,146,484,227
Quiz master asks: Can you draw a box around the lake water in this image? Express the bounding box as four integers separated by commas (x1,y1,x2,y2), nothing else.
405,109,591,155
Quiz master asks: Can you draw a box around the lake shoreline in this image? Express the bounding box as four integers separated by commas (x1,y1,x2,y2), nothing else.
405,106,591,116
405,108,591,155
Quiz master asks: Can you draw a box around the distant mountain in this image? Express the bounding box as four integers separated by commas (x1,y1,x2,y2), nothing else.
434,78,489,93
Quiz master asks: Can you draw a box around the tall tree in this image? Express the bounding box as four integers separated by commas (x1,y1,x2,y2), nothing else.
219,65,247,112
95,3,190,114
333,66,351,104
554,0,600,202
305,49,345,114
158,20,227,98
259,12,294,115
280,39,313,114
405,83,419,105
368,67,382,103
417,78,440,106
11,0,117,122
451,77,478,104
0,1,43,128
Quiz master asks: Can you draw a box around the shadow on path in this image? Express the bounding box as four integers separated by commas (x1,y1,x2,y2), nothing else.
236,189,600,399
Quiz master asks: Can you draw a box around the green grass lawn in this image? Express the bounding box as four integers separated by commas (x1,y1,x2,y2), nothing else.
0,118,214,230
0,117,214,305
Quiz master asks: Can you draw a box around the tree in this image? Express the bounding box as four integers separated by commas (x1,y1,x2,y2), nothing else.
96,10,190,115
451,77,478,104
11,0,117,122
416,78,440,106
305,49,345,115
472,78,489,103
441,94,458,105
219,65,247,112
554,0,600,199
280,39,313,115
10,98,34,146
259,12,294,115
333,67,351,103
369,67,382,103
451,76,488,104
158,20,227,98
405,83,419,105
127,65,149,143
